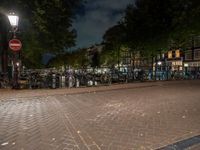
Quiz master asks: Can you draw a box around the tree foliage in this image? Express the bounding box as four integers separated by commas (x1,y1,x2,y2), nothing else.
102,24,126,66
91,50,100,68
103,0,200,61
0,0,83,68
47,48,89,68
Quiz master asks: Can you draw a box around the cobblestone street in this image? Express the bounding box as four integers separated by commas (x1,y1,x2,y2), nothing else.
0,81,200,150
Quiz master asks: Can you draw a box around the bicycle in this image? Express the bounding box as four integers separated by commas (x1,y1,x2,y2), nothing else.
0,73,10,88
65,68,76,88
100,73,111,85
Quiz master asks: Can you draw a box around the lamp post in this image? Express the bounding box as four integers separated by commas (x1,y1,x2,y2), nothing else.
7,12,21,89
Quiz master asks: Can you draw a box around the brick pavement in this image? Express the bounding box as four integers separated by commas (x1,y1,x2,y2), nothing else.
0,80,200,150
0,82,158,99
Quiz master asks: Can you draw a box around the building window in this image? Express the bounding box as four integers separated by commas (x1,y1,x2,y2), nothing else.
194,49,200,60
168,51,172,59
175,50,180,58
194,37,200,47
185,50,192,60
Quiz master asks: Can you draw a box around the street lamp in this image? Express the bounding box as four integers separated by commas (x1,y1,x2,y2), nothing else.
8,13,19,36
8,13,19,27
7,12,20,89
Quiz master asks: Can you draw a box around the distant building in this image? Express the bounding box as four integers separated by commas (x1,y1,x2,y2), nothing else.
184,48,200,72
87,44,104,67
183,36,200,74
166,49,183,71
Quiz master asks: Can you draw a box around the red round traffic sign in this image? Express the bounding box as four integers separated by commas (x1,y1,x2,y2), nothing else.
9,39,22,52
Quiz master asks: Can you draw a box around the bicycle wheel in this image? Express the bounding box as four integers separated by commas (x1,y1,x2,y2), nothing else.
100,74,111,84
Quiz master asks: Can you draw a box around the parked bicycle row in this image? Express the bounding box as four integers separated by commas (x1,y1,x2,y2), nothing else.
0,66,200,89
18,68,124,89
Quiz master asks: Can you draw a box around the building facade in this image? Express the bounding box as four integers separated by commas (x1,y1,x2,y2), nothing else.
184,47,200,77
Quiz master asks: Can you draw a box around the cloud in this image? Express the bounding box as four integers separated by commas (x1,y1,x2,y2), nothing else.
86,0,135,11
73,0,134,48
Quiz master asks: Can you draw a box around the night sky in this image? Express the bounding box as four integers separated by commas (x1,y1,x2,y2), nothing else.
74,0,134,48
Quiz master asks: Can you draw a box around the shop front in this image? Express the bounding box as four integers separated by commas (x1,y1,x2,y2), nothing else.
183,61,200,79
184,48,200,79
165,49,184,79
165,60,183,79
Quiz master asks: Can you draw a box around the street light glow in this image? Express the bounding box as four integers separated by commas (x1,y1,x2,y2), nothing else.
158,61,162,66
16,62,20,67
7,13,19,27
184,63,189,67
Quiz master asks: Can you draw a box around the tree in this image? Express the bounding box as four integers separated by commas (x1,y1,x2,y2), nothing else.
123,0,173,56
74,48,89,68
21,29,45,68
101,0,200,67
123,0,200,53
101,0,200,63
168,0,200,48
0,0,83,68
0,12,10,74
91,50,100,68
102,24,126,66
47,48,89,68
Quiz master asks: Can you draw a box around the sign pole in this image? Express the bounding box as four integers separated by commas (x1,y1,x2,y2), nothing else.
13,52,17,88
9,38,22,89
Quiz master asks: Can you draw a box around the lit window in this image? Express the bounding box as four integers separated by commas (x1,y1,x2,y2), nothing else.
175,50,180,58
168,51,172,59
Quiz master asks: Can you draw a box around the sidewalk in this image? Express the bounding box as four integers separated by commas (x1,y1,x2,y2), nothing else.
0,81,159,100
0,80,196,100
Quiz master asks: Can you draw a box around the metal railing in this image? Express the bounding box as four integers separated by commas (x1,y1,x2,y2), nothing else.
0,66,200,89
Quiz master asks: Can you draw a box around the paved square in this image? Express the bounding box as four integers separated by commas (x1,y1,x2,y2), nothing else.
0,81,200,150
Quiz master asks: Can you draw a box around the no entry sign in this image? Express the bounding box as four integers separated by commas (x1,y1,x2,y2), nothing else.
9,39,22,52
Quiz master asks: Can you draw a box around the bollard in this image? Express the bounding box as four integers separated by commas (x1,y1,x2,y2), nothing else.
59,75,62,88
76,78,80,88
52,74,56,89
61,75,65,88
68,76,73,88
88,80,93,86
94,81,97,86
